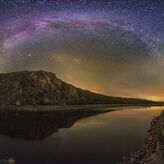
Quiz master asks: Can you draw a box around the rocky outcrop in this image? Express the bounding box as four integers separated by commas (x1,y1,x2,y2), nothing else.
0,70,79,105
118,111,164,164
0,70,161,106
0,157,16,164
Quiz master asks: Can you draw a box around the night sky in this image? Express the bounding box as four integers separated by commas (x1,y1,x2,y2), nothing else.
0,0,164,100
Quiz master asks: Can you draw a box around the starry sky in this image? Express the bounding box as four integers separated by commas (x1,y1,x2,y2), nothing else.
0,0,164,101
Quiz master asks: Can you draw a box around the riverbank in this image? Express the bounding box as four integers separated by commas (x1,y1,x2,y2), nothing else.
118,110,164,164
0,103,164,112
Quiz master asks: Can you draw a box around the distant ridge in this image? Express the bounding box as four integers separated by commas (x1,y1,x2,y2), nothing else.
0,70,162,106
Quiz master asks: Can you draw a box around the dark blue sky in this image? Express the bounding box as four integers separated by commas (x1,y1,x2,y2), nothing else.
0,0,163,14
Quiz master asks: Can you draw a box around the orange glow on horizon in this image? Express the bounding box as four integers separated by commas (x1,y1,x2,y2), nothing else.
68,80,164,102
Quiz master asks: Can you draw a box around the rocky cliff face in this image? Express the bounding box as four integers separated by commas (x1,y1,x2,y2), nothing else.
0,70,160,106
0,70,79,105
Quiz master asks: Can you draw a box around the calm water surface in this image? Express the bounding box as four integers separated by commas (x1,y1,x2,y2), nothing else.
0,106,163,164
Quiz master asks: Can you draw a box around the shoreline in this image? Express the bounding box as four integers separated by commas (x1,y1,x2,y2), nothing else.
0,104,164,111
118,111,164,164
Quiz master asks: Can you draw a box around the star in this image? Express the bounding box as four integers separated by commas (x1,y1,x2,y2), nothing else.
0,0,163,101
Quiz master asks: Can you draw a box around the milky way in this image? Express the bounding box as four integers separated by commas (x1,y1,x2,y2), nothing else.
0,0,164,100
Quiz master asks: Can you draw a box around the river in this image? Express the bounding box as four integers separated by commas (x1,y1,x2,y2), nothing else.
0,106,163,164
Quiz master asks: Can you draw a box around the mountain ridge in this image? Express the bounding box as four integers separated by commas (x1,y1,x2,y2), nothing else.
0,70,163,106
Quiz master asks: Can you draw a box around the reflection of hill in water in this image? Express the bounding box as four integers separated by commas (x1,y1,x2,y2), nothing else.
0,108,111,140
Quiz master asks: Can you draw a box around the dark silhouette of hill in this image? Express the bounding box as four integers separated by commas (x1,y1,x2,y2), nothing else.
0,70,162,106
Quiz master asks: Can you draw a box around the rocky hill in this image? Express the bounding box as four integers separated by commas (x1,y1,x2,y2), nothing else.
0,70,162,106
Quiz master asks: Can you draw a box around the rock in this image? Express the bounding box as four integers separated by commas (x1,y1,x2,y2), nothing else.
15,100,21,106
129,157,136,163
0,159,8,164
7,157,16,164
0,157,16,164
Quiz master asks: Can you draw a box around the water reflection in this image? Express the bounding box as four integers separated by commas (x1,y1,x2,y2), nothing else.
0,107,163,164
0,108,111,140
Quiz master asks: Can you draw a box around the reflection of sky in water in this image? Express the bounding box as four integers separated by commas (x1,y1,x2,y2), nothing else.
71,106,163,126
